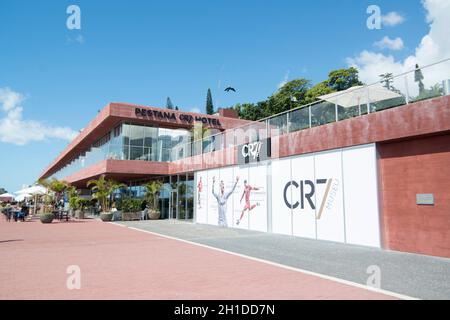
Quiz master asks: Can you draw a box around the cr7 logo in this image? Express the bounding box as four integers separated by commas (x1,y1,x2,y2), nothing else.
284,179,339,219
241,141,262,160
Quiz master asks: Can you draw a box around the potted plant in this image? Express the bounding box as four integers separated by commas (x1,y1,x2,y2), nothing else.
121,198,143,221
87,175,126,222
67,185,79,218
144,180,163,220
37,179,57,224
75,198,90,219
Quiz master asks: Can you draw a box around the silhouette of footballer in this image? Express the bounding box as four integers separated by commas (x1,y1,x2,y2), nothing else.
197,176,203,209
236,180,260,225
212,175,239,227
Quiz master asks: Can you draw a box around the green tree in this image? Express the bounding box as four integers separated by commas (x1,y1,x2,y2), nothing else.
271,79,310,112
304,81,335,104
38,178,69,207
379,73,402,95
234,102,266,121
206,88,214,115
166,97,174,109
144,180,164,212
380,73,394,90
327,67,363,92
0,187,7,195
87,175,126,213
232,67,364,121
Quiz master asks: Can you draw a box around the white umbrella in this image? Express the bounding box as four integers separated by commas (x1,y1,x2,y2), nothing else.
15,193,32,202
318,84,402,115
15,186,48,216
0,193,15,199
15,185,47,196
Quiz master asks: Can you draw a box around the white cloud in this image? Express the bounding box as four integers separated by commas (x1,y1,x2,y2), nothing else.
374,36,404,51
382,11,405,27
0,88,25,112
0,87,78,146
190,107,201,114
347,0,450,96
278,70,290,89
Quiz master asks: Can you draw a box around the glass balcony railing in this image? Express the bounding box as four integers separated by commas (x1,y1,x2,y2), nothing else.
170,57,450,162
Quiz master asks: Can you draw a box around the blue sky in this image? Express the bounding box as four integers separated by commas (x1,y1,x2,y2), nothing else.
0,0,435,192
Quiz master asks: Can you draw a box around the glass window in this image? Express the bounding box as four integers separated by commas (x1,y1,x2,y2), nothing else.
143,147,151,161
161,148,171,162
123,124,130,145
123,146,129,160
144,126,157,147
129,125,144,146
130,146,144,160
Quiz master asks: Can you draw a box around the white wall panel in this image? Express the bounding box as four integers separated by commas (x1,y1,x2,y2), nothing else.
248,164,268,232
271,158,293,235
207,169,220,226
194,170,208,224
291,154,317,239
219,166,235,228
314,150,345,242
194,143,381,249
233,166,249,229
342,144,380,247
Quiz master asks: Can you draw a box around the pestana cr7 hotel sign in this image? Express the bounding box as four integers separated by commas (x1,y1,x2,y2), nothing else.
135,107,222,126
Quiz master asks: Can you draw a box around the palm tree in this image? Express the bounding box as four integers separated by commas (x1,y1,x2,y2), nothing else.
38,178,69,211
87,175,126,213
38,179,53,212
49,179,69,205
144,180,163,212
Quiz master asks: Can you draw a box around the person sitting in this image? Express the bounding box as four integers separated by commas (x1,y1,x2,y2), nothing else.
111,203,119,221
17,210,25,222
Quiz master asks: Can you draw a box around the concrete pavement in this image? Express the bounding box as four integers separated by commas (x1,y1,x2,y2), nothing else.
117,219,450,300
0,218,397,300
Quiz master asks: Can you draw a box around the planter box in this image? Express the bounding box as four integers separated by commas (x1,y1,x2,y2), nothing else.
148,209,161,220
75,210,85,219
112,210,122,221
100,212,113,222
122,212,141,221
40,213,54,224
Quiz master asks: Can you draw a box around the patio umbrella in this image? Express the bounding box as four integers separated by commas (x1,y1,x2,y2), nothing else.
15,186,47,216
15,193,32,202
0,193,15,201
318,84,402,115
15,185,47,196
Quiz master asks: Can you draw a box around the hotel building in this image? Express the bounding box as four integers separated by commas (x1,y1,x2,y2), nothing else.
40,60,450,259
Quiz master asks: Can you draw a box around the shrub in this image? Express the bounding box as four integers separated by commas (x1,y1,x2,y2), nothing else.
121,198,143,213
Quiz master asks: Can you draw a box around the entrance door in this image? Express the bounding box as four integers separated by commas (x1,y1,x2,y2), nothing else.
169,190,178,219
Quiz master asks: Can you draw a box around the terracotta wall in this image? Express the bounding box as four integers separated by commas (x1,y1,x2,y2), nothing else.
378,133,450,258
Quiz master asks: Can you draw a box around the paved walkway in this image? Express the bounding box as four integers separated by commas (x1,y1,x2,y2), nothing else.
118,220,450,300
0,218,397,300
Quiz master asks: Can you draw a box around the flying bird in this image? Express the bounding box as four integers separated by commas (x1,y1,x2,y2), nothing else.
224,87,236,92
